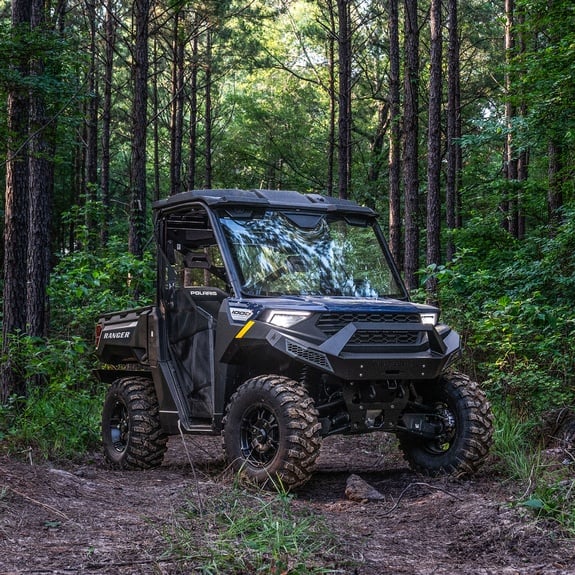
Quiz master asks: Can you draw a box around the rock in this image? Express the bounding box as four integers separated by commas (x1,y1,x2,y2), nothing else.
345,474,385,503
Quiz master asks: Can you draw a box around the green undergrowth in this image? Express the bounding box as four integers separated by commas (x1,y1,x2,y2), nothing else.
162,483,340,574
492,404,575,535
0,334,104,460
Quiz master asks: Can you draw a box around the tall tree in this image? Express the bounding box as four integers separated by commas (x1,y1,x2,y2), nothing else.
445,0,461,262
325,0,337,196
27,0,55,339
204,25,213,189
187,10,200,191
426,0,442,301
337,0,352,199
128,0,150,257
2,0,31,403
84,0,99,247
503,0,519,238
169,6,185,196
388,0,401,264
402,0,419,291
101,0,116,241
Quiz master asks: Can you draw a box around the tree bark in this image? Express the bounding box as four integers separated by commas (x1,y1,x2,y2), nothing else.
187,12,200,191
101,0,116,240
403,0,420,291
426,0,442,303
27,0,54,340
446,0,461,262
204,26,213,189
337,0,352,199
85,0,98,249
2,0,31,403
503,0,518,237
388,0,401,264
326,0,337,197
170,8,184,196
129,0,150,257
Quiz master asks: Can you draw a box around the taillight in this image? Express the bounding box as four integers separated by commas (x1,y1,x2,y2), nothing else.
95,323,102,348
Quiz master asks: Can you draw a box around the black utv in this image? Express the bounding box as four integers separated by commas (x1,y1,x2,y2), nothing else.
95,189,493,488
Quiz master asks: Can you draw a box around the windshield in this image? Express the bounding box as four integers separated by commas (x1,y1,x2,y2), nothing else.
219,210,405,298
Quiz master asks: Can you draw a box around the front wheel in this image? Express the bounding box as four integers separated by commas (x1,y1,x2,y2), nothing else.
223,375,322,489
102,376,168,469
398,373,494,477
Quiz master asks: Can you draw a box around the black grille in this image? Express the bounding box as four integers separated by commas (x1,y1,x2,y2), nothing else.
317,312,420,336
286,341,332,370
316,311,422,351
349,331,419,345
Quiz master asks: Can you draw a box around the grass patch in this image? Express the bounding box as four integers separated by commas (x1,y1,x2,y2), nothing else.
493,404,575,534
164,484,340,574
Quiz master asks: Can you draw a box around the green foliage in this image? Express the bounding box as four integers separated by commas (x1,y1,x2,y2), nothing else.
1,223,154,459
437,214,575,416
48,239,155,340
165,486,336,574
524,470,575,534
492,405,575,534
0,334,104,459
491,404,537,481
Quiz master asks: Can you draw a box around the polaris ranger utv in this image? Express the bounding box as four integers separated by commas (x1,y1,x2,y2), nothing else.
95,189,493,488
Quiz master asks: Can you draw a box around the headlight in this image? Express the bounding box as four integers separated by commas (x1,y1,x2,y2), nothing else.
267,310,311,328
420,312,438,326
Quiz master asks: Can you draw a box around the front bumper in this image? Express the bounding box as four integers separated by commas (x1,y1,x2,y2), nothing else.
265,323,460,380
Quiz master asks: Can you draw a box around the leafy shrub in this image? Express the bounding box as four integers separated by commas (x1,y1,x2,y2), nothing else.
0,334,104,459
48,239,155,340
436,215,575,416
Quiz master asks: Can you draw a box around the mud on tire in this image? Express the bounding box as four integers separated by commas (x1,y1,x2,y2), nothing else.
223,374,322,489
398,372,494,477
102,376,168,469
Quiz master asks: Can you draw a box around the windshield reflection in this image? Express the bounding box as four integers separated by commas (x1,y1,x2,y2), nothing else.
220,210,404,298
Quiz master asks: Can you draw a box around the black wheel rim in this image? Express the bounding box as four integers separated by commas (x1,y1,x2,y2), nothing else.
239,403,280,467
109,399,130,453
425,402,456,454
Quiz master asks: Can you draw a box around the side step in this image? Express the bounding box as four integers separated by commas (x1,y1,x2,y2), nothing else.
158,360,214,433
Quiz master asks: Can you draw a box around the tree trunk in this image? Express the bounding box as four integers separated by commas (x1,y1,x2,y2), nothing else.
337,0,352,199
170,9,184,196
28,0,54,340
367,102,388,207
85,0,98,249
515,8,527,240
2,0,31,403
446,0,461,262
326,0,336,197
426,0,442,303
101,0,116,244
187,12,199,191
152,35,161,201
388,0,401,264
204,26,213,189
128,0,150,257
403,0,420,291
503,0,518,238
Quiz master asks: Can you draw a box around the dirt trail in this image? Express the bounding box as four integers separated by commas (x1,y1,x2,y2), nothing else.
1,434,574,574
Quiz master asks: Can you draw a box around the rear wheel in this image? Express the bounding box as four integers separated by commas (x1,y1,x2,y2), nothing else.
398,373,493,477
102,377,167,469
223,375,322,489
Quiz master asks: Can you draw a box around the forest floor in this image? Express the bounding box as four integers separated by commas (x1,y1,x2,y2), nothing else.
1,433,575,575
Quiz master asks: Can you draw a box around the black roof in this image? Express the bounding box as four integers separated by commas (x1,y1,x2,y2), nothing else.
153,189,376,216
